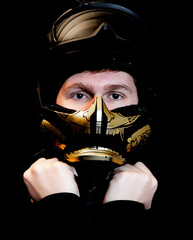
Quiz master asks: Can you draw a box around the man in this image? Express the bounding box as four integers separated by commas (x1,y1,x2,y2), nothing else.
24,70,157,208
23,0,158,232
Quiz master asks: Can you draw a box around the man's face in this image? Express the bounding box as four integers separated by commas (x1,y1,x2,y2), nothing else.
56,70,138,111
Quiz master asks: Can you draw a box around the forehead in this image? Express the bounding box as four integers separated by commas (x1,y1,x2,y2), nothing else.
63,70,135,88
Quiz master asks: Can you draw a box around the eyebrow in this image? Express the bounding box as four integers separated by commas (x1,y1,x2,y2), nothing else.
64,83,94,95
103,84,132,93
64,82,132,94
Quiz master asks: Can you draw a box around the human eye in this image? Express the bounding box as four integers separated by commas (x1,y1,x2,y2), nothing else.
70,92,90,101
108,93,124,100
73,93,86,99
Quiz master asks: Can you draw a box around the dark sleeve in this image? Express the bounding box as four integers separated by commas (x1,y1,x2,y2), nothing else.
92,200,149,237
27,193,84,237
35,193,82,221
101,200,145,217
36,192,81,210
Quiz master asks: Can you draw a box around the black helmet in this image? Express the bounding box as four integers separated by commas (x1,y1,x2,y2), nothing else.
37,0,154,165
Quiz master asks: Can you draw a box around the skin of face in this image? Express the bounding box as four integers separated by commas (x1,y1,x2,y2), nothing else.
56,70,138,111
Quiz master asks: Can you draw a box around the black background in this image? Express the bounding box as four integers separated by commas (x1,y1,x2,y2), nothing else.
2,0,189,236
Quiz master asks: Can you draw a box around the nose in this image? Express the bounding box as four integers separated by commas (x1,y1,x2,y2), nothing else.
87,96,112,135
84,95,112,112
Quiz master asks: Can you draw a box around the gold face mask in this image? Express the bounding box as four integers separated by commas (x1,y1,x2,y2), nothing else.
41,96,151,164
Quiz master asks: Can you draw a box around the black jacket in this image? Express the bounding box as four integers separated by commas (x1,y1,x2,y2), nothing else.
25,192,150,239
20,135,160,238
